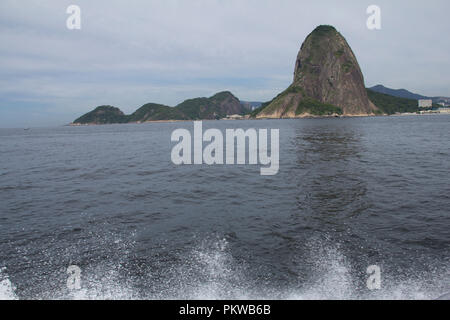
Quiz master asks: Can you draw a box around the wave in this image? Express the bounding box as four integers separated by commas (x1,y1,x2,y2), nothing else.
0,268,18,300
1,238,448,300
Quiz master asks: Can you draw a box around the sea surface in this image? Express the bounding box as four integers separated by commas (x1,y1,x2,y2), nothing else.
0,115,449,300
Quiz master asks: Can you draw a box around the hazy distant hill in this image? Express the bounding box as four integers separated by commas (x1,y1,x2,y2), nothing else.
369,85,429,100
369,85,449,105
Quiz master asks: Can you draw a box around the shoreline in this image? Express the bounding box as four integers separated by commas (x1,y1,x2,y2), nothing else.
68,112,449,126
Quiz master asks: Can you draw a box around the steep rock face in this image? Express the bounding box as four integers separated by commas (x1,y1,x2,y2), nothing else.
257,25,377,118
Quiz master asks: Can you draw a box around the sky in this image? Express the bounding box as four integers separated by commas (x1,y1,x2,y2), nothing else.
0,0,449,128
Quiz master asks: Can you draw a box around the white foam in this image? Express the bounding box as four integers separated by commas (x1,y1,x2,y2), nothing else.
0,268,18,300
3,238,448,300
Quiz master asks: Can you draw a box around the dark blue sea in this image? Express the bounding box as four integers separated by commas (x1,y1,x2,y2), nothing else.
0,115,449,299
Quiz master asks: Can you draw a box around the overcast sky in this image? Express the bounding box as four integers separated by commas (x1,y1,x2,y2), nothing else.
0,0,449,127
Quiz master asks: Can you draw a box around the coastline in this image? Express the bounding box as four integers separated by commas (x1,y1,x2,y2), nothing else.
68,112,450,126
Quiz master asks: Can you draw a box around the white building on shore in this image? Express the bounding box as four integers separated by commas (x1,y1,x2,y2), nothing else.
418,99,433,108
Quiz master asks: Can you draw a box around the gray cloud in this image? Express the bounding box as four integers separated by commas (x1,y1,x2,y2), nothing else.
0,0,449,127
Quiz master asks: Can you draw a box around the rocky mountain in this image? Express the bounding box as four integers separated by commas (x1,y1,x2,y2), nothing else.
72,91,246,125
254,25,378,118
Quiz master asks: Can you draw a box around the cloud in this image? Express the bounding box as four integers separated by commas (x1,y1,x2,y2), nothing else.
0,0,449,127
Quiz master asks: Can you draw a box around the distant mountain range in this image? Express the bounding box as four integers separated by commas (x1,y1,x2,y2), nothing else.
72,85,447,125
369,85,449,105
72,85,445,125
72,91,248,125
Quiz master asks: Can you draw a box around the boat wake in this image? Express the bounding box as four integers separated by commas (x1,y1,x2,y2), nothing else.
1,237,448,300
0,268,18,300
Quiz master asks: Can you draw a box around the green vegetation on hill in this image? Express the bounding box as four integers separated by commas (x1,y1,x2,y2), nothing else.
250,102,270,118
252,85,305,116
210,91,238,102
310,25,337,37
304,25,338,67
177,97,218,120
295,97,342,116
128,103,186,122
251,84,342,117
73,106,128,124
366,89,420,114
73,91,245,124
175,91,243,120
254,88,436,117
74,80,439,123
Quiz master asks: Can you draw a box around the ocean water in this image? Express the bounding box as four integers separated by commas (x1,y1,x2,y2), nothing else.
0,115,449,300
